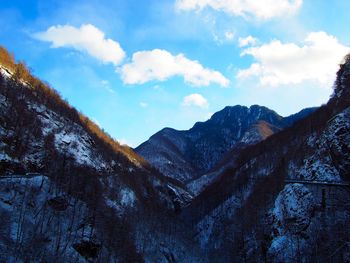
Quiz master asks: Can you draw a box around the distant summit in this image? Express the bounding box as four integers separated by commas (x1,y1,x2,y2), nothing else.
136,104,316,183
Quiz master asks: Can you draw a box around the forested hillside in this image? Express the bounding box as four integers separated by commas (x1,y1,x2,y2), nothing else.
181,54,350,262
0,46,198,262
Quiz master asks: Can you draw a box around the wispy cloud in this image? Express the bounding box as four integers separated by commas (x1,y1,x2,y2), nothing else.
213,30,235,45
182,93,209,108
175,0,303,20
140,102,148,108
238,36,258,47
101,80,115,93
120,49,229,87
33,24,125,66
237,32,349,87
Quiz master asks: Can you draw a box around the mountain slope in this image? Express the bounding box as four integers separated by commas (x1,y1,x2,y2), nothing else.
181,54,350,262
136,104,316,183
0,47,198,262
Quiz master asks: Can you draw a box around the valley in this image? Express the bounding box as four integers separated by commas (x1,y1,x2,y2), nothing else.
0,46,349,262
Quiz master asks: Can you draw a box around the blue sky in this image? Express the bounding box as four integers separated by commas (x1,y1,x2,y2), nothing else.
0,0,349,146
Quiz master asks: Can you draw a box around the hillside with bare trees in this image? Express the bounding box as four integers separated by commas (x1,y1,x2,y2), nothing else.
0,45,349,262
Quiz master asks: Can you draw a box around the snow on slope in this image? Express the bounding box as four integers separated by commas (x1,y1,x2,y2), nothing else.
296,107,350,182
0,66,12,79
0,60,202,261
31,103,109,171
188,103,350,261
186,164,230,196
187,170,221,196
267,183,315,261
0,175,99,262
136,129,195,182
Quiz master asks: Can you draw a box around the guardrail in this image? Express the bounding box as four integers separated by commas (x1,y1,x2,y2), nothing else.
285,179,350,187
0,174,46,180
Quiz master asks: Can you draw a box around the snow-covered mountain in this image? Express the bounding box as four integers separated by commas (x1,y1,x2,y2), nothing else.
136,104,316,185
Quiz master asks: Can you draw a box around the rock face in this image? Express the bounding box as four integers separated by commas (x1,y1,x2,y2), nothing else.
272,184,315,236
136,105,316,183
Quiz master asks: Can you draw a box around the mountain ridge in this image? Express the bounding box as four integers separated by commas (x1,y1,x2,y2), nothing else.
136,104,317,184
0,46,198,261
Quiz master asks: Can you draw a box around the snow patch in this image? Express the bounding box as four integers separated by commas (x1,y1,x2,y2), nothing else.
0,152,11,161
0,66,12,79
120,188,136,207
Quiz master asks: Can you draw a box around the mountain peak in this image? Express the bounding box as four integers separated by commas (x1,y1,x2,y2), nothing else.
136,104,315,183
192,104,281,131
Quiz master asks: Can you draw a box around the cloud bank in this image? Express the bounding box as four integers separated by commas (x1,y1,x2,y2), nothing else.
237,32,349,87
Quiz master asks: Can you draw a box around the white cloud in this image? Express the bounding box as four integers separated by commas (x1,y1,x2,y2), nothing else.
120,49,229,87
237,32,350,87
34,24,125,66
182,93,209,108
238,35,258,47
175,0,303,20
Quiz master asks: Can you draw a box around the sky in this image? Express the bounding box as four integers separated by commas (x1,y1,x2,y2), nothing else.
0,0,349,147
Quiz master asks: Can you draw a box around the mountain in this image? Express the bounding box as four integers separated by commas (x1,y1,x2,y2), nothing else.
0,47,199,262
1,45,349,263
181,55,350,262
136,104,316,184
